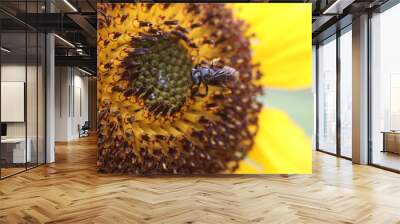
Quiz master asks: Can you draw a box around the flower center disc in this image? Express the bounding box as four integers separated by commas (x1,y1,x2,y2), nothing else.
124,37,193,116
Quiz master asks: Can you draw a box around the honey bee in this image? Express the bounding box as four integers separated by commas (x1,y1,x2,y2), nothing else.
190,60,238,97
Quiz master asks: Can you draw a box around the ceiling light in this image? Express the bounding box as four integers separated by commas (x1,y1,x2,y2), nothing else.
54,34,75,48
78,67,93,76
63,0,78,12
1,47,11,53
323,0,355,15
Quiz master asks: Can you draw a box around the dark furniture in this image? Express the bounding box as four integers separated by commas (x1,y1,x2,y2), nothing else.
382,131,400,154
78,121,90,138
1,123,7,137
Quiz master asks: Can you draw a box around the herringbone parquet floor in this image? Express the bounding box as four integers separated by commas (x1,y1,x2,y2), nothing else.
1,136,400,224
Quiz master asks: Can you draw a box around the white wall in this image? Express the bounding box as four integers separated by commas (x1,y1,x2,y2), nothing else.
71,73,89,138
0,65,40,138
54,67,89,141
55,66,69,141
1,65,26,139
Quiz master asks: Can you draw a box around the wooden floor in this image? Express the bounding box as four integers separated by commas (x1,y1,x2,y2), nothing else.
1,136,400,224
1,167,26,178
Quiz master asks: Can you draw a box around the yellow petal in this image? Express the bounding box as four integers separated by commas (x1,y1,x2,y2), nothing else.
232,4,312,90
235,107,312,174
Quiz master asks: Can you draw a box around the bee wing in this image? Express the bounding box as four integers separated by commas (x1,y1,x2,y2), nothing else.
214,66,238,78
207,66,238,85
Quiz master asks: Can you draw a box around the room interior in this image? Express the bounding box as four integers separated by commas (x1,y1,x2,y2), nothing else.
315,1,400,171
0,30,46,177
0,0,95,178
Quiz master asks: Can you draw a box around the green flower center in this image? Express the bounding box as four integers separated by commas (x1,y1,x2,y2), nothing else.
123,37,193,116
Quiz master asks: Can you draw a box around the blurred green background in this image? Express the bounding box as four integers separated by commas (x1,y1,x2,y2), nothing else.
259,88,314,137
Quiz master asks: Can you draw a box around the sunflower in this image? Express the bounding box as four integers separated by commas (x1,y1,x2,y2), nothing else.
97,3,312,174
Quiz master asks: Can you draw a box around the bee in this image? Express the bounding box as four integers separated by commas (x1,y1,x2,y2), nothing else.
190,59,238,97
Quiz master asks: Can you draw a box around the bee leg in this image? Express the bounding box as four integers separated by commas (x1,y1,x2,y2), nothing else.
192,85,206,97
191,84,200,96
203,83,209,97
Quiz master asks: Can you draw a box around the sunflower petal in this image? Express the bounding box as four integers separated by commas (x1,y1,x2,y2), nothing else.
232,4,312,89
235,107,312,174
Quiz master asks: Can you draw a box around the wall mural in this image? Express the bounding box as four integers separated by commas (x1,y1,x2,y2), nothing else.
97,3,312,174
